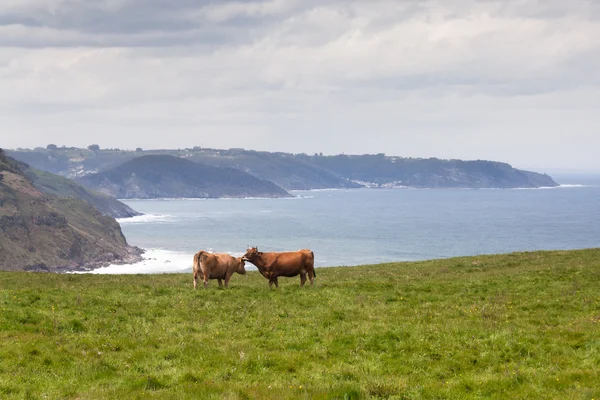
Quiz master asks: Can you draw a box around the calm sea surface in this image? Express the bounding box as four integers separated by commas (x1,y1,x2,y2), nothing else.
93,175,600,274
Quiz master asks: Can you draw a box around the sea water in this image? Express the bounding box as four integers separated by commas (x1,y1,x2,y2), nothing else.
91,175,600,274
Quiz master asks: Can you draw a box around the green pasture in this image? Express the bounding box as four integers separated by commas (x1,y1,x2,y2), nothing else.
1,249,599,399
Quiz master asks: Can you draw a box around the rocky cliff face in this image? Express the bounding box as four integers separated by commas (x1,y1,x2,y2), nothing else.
0,149,142,272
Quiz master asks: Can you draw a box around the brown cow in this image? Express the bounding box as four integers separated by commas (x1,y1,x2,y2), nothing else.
242,247,316,288
193,251,246,289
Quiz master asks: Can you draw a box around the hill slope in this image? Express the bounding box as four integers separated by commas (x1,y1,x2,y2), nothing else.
22,167,141,218
76,155,291,199
186,149,361,190
7,147,558,189
0,249,598,398
305,154,558,188
0,149,142,271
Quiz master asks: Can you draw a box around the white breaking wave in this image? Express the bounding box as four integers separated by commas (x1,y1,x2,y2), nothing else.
86,248,252,275
117,214,173,224
559,184,591,188
89,249,193,274
121,197,288,201
297,188,344,192
511,184,592,190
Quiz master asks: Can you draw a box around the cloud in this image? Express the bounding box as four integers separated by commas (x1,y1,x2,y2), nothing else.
0,0,599,170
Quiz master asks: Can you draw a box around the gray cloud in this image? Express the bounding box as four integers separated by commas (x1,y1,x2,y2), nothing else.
1,0,599,171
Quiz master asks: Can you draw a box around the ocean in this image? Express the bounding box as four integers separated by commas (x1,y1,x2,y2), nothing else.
91,175,600,274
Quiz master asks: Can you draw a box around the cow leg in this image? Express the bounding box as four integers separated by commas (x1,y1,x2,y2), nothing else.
224,272,232,288
193,271,198,289
203,274,209,289
273,277,279,288
300,272,307,287
308,270,315,285
218,278,223,287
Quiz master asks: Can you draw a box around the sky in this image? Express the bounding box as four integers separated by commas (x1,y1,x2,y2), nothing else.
0,0,599,172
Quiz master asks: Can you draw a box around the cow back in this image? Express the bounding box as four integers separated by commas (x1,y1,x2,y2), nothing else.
269,251,312,276
202,253,238,278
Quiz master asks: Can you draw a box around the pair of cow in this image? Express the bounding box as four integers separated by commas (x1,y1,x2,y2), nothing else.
192,247,316,289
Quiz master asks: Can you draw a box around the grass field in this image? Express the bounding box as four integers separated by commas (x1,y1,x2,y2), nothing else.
1,249,599,399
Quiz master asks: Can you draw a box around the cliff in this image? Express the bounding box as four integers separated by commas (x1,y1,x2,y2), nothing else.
0,149,142,272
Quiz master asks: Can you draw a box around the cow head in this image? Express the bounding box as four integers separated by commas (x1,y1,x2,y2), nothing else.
242,247,260,262
236,257,247,275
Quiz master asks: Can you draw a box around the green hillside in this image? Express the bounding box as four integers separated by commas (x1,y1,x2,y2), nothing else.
1,249,598,399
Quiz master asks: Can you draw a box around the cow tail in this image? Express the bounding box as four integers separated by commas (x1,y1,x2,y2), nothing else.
193,251,207,275
310,250,316,277
193,252,201,276
200,252,209,263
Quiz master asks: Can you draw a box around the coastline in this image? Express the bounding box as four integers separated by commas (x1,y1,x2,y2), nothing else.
98,183,600,274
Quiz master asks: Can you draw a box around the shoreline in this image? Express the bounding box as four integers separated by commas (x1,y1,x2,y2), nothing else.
7,246,600,274
115,184,593,204
73,247,600,275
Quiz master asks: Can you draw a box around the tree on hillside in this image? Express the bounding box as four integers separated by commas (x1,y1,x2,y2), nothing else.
136,148,143,152
87,144,100,152
46,144,58,150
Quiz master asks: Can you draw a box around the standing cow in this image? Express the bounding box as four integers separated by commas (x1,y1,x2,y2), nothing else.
193,251,246,289
242,247,316,288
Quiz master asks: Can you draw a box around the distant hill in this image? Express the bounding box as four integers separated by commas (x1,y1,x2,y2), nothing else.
6,148,359,190
185,149,361,190
6,147,133,177
304,154,558,188
0,149,142,272
75,155,291,199
7,147,559,189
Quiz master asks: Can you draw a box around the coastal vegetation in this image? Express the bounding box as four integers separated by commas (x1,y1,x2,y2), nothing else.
1,249,598,399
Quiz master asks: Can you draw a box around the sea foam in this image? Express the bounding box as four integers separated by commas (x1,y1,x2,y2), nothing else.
89,249,192,274
87,248,252,274
511,184,591,190
117,214,173,224
559,184,591,188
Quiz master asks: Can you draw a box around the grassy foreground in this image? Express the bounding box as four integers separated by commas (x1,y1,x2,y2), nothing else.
1,249,599,399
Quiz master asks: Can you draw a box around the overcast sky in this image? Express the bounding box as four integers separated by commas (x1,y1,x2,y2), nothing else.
1,0,599,172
